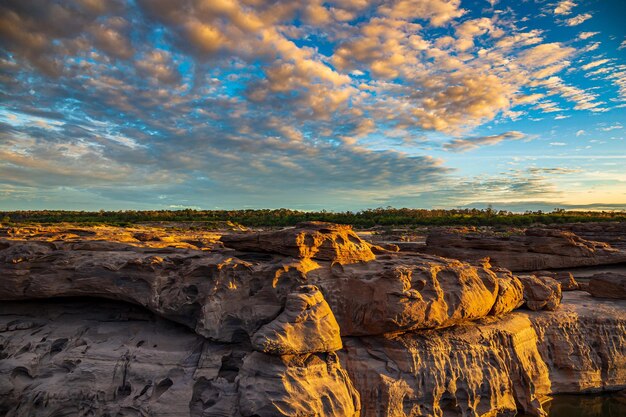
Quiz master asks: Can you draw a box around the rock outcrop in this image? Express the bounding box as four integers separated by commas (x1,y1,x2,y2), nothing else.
549,222,626,251
425,227,626,271
251,285,343,355
0,223,524,340
587,273,626,299
531,270,579,291
0,299,360,417
340,292,626,417
1,223,625,417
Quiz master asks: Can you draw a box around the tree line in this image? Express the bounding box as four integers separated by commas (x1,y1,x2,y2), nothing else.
1,208,625,228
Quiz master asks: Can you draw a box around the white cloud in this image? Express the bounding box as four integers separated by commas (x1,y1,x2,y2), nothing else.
564,13,592,26
577,32,599,40
554,1,576,15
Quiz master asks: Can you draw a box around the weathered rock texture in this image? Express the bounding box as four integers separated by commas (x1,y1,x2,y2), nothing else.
531,270,579,291
339,292,626,417
0,223,524,340
549,222,626,251
1,223,625,417
587,272,626,299
519,275,562,311
425,227,626,271
0,299,360,417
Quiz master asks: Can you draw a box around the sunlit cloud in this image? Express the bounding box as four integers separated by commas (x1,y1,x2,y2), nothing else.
0,0,624,210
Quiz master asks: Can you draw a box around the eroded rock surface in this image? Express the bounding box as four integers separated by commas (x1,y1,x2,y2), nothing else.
251,285,343,355
587,272,626,299
1,223,624,417
531,270,579,291
0,299,360,417
221,221,376,264
339,292,626,417
519,275,562,311
425,227,626,271
0,223,526,339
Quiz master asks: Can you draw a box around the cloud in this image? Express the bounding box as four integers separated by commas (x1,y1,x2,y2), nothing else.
564,13,592,26
443,131,526,152
554,1,577,15
577,32,599,40
581,59,610,71
0,0,624,210
599,123,623,131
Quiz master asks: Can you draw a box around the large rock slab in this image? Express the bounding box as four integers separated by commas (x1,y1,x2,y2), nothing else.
0,299,360,417
425,227,626,271
0,223,524,339
221,221,376,264
587,272,626,299
339,292,626,417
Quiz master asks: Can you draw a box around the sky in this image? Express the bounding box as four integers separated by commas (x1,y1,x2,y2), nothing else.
0,0,625,212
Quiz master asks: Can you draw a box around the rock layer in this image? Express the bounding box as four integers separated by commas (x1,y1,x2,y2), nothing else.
1,223,625,417
339,292,626,417
0,299,360,417
425,227,626,271
0,223,525,340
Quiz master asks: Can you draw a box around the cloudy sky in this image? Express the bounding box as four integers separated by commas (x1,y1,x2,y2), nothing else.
1,0,625,211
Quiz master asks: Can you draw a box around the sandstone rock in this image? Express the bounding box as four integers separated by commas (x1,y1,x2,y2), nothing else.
549,222,626,251
425,227,626,271
489,268,525,316
519,275,562,311
221,221,376,264
0,224,528,339
0,299,360,417
251,285,342,355
339,292,626,417
587,272,626,299
531,270,579,291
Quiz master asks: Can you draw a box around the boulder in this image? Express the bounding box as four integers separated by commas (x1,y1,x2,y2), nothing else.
251,285,342,355
220,221,376,264
519,275,562,311
532,270,579,291
587,273,626,299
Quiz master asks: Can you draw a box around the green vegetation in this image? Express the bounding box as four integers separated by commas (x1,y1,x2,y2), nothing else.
1,208,625,228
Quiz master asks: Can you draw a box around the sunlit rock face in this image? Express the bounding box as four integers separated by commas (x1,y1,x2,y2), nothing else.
425,227,626,271
518,275,562,311
339,292,626,417
0,222,524,341
0,223,625,417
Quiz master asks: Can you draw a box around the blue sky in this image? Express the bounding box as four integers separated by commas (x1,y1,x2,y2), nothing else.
0,0,625,211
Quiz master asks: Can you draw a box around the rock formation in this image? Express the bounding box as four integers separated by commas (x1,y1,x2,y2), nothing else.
425,227,626,271
518,275,562,311
0,299,360,417
1,222,625,417
587,272,626,299
0,223,525,340
341,292,626,417
531,270,579,291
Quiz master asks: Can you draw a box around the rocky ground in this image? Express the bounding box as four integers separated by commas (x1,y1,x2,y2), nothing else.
0,222,625,416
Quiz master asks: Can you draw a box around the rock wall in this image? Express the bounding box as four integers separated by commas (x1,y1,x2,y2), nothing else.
1,223,625,416
339,292,626,417
424,227,626,271
0,299,360,417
